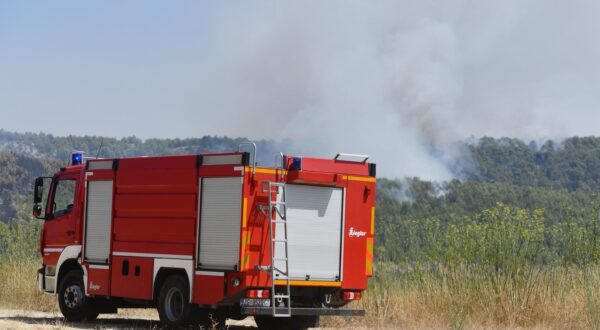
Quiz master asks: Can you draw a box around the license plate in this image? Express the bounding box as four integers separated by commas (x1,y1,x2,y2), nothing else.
240,298,271,307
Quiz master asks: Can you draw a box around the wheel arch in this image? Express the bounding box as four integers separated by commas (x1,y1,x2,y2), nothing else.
54,245,83,294
153,268,190,303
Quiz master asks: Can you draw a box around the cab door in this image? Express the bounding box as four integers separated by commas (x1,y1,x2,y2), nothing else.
42,174,80,250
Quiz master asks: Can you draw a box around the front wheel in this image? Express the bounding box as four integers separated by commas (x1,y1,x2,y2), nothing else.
157,275,193,327
57,269,99,322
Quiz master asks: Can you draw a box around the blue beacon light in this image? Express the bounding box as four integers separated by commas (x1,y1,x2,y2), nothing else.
289,157,302,170
71,152,83,165
293,157,301,167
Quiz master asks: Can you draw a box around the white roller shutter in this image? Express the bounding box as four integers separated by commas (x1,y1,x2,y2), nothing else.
275,185,343,281
84,180,114,263
198,177,243,270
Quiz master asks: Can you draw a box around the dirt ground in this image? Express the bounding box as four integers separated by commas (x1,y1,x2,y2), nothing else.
0,308,260,329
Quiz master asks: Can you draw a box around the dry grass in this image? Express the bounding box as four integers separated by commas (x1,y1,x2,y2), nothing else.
324,264,600,329
2,259,600,329
0,258,56,312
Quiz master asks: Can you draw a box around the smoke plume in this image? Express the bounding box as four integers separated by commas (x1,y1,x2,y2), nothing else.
194,1,600,179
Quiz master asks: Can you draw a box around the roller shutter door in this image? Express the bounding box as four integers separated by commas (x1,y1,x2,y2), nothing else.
275,185,343,281
84,180,114,263
198,177,243,270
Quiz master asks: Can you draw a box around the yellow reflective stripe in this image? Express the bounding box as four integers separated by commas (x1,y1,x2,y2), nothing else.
343,175,376,183
366,237,374,276
245,167,288,175
240,231,247,269
244,232,251,247
240,197,252,270
242,198,248,228
242,252,250,270
274,280,342,287
247,167,375,182
240,233,250,270
371,207,375,235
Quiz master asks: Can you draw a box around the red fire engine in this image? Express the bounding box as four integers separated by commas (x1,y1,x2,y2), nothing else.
33,143,376,328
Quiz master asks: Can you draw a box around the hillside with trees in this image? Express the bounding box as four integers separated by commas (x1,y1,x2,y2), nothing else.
460,136,600,191
0,129,284,165
2,131,600,259
1,132,600,222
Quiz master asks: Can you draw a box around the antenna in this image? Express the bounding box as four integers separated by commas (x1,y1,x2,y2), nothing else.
95,138,104,158
68,135,77,166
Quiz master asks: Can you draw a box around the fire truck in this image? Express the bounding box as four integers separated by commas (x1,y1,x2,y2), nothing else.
33,143,376,328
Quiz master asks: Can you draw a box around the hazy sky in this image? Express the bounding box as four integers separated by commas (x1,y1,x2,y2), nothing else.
2,1,600,178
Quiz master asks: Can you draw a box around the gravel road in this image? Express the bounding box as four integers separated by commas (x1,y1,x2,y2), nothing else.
0,308,259,329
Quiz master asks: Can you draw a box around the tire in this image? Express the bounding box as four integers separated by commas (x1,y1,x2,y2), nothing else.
254,315,320,329
157,274,193,328
57,269,99,322
194,306,226,329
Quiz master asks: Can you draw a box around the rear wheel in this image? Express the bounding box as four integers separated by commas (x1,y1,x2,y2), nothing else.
254,315,320,329
57,269,99,322
157,275,193,327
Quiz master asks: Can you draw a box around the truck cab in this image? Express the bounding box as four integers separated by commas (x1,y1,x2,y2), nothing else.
34,164,86,294
33,146,376,328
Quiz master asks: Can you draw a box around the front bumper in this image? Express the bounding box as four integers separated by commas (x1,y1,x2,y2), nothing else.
37,266,44,292
37,265,56,294
241,307,365,316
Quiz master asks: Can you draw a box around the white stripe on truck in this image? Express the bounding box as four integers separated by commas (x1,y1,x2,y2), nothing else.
112,251,193,260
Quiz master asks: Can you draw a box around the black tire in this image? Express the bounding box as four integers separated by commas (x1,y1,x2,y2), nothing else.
157,274,193,328
254,315,320,329
194,306,226,329
57,269,99,322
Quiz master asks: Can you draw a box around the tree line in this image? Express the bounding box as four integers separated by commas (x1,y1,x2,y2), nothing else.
3,131,600,265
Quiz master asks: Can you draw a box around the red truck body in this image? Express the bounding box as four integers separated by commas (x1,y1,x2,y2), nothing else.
35,148,376,327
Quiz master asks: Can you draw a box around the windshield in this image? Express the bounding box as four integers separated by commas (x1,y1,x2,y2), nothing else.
49,179,76,218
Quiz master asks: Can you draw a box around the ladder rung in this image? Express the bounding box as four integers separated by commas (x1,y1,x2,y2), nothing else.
273,257,287,261
271,201,286,205
272,239,287,243
271,220,287,224
273,294,290,299
273,267,288,274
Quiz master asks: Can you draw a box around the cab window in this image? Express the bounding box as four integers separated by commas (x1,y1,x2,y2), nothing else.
50,179,76,218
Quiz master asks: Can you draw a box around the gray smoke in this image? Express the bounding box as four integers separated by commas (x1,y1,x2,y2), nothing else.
192,0,600,180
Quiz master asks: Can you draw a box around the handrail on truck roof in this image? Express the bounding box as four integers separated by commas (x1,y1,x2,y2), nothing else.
334,153,369,163
238,141,257,174
274,152,284,168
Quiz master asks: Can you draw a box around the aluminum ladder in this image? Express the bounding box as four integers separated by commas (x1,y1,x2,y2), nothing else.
262,181,292,317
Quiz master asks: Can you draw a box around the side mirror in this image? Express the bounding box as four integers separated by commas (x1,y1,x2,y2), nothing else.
33,176,52,219
32,204,43,218
34,177,44,204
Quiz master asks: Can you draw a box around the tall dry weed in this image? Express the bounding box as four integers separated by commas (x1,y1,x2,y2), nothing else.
323,263,600,329
0,258,56,312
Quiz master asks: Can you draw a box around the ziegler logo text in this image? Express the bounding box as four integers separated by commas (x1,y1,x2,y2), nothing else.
348,227,367,238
